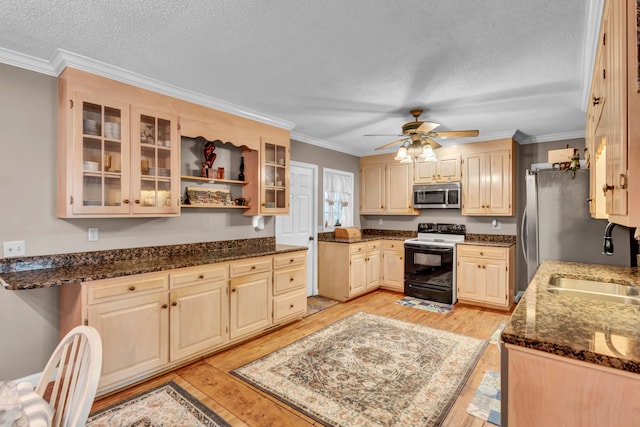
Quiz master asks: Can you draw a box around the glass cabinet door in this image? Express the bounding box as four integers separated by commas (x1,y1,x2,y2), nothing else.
131,108,180,215
73,97,130,215
261,138,289,214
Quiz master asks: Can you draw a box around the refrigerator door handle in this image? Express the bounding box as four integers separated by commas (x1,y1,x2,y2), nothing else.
521,207,528,261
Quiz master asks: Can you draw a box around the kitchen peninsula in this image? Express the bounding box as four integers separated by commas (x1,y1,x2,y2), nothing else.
501,260,640,426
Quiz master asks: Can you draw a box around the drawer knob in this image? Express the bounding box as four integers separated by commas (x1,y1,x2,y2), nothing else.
199,274,205,279
290,277,295,282
480,252,484,256
129,285,136,291
251,266,256,270
290,304,294,309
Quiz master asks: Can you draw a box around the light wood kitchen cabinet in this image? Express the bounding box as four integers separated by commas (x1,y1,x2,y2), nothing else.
83,272,170,391
229,257,273,339
381,240,404,292
58,89,180,217
259,137,290,215
272,251,307,323
587,0,640,227
360,154,418,215
318,241,381,301
456,244,515,310
504,344,640,427
461,138,514,216
169,264,229,362
414,149,462,184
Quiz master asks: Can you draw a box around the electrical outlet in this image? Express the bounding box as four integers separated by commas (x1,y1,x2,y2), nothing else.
378,218,384,225
88,227,99,242
491,219,502,230
3,240,26,257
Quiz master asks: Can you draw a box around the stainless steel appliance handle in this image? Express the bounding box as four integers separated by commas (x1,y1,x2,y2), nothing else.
521,208,528,259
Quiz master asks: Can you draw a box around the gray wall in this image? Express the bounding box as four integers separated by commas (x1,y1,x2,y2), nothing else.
290,140,361,229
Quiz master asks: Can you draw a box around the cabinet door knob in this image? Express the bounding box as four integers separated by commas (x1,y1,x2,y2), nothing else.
592,96,601,105
477,265,481,269
171,301,178,306
134,199,141,204
290,304,294,309
290,277,295,282
289,259,294,263
231,288,236,292
123,199,130,204
251,265,256,270
602,183,614,195
482,265,486,269
161,304,168,309
199,274,205,279
129,285,136,291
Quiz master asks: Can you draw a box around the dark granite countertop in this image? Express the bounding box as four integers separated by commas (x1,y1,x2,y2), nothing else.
502,260,640,373
460,240,516,248
0,239,306,290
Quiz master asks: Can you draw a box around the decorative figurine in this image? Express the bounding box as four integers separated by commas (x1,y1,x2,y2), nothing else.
238,155,245,181
201,141,217,177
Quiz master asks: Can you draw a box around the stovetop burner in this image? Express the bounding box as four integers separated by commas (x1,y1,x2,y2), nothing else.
405,223,466,247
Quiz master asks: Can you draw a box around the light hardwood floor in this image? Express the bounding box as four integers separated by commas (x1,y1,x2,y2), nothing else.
91,290,511,426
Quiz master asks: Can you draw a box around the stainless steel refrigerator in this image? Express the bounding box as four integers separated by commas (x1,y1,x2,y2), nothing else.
522,168,635,284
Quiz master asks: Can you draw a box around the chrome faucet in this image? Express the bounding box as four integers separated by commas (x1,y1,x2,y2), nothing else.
603,222,616,255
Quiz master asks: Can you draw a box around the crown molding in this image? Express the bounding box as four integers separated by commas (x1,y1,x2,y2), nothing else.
0,47,56,76
514,129,585,144
0,47,295,131
291,131,361,156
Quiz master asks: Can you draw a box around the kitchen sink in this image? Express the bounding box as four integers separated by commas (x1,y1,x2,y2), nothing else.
547,277,640,306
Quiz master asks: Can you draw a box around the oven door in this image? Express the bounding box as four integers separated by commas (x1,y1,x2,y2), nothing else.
404,243,455,304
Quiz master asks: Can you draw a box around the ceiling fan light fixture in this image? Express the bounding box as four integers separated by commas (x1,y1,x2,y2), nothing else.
394,145,408,161
407,140,424,158
420,144,438,162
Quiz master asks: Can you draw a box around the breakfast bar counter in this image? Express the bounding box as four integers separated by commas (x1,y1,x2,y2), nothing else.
0,239,306,290
501,259,640,373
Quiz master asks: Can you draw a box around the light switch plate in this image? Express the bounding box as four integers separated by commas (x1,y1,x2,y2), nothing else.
88,227,99,241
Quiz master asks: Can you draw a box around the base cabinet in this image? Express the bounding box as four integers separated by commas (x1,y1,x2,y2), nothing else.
60,251,307,395
456,244,515,310
381,240,404,291
318,241,381,301
503,344,640,427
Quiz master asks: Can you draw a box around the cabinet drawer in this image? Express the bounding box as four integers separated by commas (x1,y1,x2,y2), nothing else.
230,257,272,278
366,241,380,251
457,245,507,260
170,264,228,289
274,266,306,295
87,273,169,304
273,288,307,323
383,240,403,250
350,243,367,255
273,251,306,269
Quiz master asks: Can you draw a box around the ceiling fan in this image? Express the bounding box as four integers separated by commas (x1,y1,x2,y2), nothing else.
367,109,479,161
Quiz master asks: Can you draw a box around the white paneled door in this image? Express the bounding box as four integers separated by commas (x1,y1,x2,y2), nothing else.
275,162,317,296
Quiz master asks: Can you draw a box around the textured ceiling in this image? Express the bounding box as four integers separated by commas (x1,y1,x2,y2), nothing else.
0,0,601,155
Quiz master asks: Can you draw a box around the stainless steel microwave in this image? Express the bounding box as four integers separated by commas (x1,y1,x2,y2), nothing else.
412,182,461,209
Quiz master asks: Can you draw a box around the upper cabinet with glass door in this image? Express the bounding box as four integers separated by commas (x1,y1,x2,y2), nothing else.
260,137,289,214
131,108,180,215
57,90,180,218
61,95,131,217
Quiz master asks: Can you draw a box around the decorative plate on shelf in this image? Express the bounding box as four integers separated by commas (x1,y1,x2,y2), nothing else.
184,186,232,206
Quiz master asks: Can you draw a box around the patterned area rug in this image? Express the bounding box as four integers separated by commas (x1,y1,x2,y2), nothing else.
466,370,501,425
395,296,454,313
86,381,231,427
232,311,487,427
304,295,340,317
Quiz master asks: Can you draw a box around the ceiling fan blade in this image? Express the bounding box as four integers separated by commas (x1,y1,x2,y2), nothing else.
424,137,441,149
364,133,405,137
416,121,440,134
375,138,408,150
431,130,479,138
